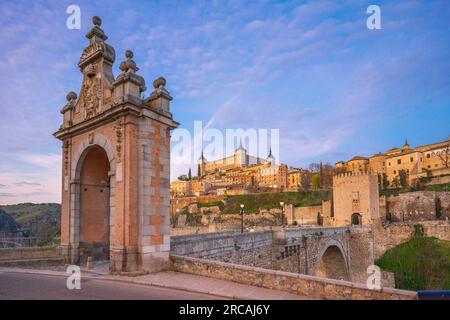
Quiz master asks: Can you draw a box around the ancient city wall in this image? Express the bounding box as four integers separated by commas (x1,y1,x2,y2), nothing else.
380,191,450,222
171,255,416,300
286,205,322,225
170,195,225,214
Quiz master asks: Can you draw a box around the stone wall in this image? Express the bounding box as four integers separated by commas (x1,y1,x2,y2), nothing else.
170,230,273,259
170,223,240,236
348,228,375,284
171,255,417,300
0,246,62,262
170,195,225,215
288,205,322,225
381,191,450,222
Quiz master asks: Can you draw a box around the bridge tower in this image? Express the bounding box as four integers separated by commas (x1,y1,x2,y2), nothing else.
54,17,179,272
332,172,380,227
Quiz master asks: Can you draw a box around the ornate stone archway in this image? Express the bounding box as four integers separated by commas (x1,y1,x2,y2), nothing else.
55,17,179,272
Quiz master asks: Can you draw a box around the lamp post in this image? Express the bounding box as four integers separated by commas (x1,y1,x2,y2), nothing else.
280,201,285,226
240,204,245,233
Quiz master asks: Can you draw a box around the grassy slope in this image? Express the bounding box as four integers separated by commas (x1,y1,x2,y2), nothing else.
376,237,450,291
222,191,329,214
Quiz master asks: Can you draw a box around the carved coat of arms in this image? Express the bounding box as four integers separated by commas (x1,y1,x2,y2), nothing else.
82,77,102,119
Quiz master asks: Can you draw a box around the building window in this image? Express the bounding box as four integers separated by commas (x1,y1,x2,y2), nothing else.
427,154,431,158
388,162,391,166
410,157,414,162
352,192,360,203
428,165,431,169
394,170,397,174
397,159,401,165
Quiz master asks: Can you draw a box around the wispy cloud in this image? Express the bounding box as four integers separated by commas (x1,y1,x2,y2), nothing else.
0,0,449,200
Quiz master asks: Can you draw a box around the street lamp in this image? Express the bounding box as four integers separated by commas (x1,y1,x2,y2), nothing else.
240,204,245,233
280,201,285,226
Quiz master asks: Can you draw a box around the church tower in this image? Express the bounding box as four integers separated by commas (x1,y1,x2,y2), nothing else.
54,17,179,272
234,139,248,167
197,150,206,177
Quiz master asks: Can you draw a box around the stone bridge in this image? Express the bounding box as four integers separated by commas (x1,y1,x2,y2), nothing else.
170,226,375,284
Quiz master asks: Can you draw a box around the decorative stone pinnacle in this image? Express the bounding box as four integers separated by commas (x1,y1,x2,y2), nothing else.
93,16,102,27
119,50,138,73
85,16,107,42
66,91,77,102
153,77,166,89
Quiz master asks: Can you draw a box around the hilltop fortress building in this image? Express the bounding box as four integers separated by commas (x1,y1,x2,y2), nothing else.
171,142,308,196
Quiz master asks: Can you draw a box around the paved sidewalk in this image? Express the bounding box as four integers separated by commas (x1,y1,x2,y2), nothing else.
0,266,311,300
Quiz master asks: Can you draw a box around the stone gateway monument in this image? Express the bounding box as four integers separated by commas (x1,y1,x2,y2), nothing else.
54,17,179,272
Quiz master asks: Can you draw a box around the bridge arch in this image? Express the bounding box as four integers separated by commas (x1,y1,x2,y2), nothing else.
314,239,350,281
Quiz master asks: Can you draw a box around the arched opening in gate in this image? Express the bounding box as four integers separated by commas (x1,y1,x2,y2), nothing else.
78,145,111,262
351,213,362,226
315,245,349,281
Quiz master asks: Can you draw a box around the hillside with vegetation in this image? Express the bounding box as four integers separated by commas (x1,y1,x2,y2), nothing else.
221,191,331,214
0,209,20,234
380,182,450,197
0,203,61,239
376,237,450,291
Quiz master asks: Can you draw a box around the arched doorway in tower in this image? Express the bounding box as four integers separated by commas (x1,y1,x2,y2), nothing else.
315,245,349,281
351,213,362,226
78,145,111,262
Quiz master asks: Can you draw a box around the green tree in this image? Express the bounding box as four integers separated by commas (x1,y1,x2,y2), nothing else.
312,174,321,189
188,168,192,180
300,174,311,192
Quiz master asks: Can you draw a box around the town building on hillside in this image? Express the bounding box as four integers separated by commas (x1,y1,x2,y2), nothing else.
336,137,450,188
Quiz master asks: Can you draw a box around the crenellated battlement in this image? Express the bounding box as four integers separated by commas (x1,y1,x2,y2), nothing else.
333,171,377,180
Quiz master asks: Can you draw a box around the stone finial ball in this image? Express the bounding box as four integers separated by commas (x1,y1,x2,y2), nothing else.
66,91,77,102
125,50,134,59
92,16,102,26
153,77,166,88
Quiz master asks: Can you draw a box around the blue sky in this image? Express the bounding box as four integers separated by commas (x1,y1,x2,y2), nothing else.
0,0,449,204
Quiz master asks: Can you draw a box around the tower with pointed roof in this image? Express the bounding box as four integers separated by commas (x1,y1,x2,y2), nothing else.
267,147,276,164
197,150,207,177
234,139,248,167
402,138,410,150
